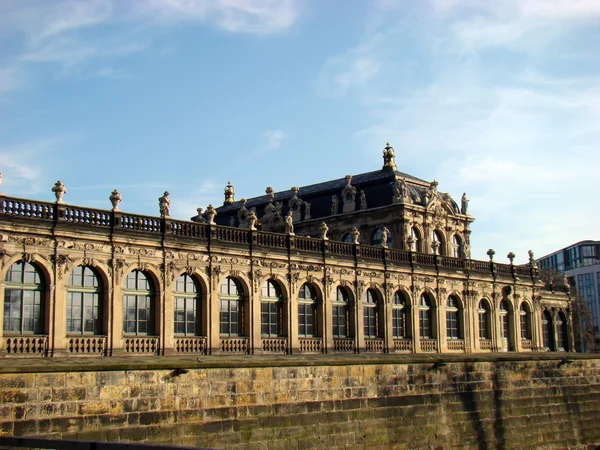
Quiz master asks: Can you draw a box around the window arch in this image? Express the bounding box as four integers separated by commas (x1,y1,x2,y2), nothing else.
261,279,283,337
431,230,445,255
478,300,491,340
3,261,45,334
174,274,202,336
342,233,353,243
410,227,421,252
452,234,464,258
371,228,392,248
419,293,434,339
220,277,244,336
333,287,350,338
67,266,103,335
519,302,532,341
542,310,555,351
446,296,462,339
557,311,568,351
392,291,409,338
363,289,382,338
298,283,318,337
123,270,155,336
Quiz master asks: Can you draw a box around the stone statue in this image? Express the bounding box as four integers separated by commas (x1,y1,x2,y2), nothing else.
304,202,311,220
285,210,294,235
461,193,469,215
275,202,283,218
109,189,121,211
351,227,360,244
393,178,407,202
528,250,538,268
248,210,257,230
381,227,389,248
192,207,206,223
52,180,67,203
331,195,339,215
320,222,329,240
342,175,357,213
206,204,217,225
360,191,367,210
158,191,171,217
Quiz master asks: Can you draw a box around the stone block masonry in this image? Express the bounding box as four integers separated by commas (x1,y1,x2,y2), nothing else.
0,354,599,449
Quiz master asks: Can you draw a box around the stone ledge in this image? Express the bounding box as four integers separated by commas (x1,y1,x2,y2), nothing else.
0,352,596,374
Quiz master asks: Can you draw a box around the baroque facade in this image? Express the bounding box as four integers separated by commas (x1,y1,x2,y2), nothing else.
0,145,572,357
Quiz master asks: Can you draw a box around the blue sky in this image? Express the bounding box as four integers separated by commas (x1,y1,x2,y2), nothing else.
1,0,599,263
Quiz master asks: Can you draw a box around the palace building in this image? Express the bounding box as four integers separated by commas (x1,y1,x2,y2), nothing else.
0,144,572,357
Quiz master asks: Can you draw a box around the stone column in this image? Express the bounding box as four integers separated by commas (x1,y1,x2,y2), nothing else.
208,271,221,355
436,294,445,353
50,269,67,356
288,275,299,354
384,287,394,353
324,281,334,354
411,289,420,353
162,274,175,356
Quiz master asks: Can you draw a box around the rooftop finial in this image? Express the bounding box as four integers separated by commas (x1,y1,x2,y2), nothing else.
224,181,235,205
382,142,397,171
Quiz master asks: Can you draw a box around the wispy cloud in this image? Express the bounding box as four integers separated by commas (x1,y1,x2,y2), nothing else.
258,129,288,154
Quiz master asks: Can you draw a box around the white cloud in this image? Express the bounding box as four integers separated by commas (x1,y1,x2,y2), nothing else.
260,129,288,153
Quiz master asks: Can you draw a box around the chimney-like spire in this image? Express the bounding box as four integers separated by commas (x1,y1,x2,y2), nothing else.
382,142,397,171
223,181,235,205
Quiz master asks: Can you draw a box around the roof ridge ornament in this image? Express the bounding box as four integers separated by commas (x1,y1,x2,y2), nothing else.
382,142,397,171
223,181,235,205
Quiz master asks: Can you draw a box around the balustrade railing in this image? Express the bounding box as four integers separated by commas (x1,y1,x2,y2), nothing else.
67,336,106,355
118,214,161,233
294,236,322,253
220,337,249,353
333,338,355,353
393,338,412,352
262,337,288,353
521,339,532,350
214,226,249,244
174,336,207,353
388,249,411,263
480,339,492,350
414,253,436,266
440,256,466,270
365,338,385,353
299,338,322,353
63,207,111,227
123,337,159,354
361,246,384,260
169,221,208,239
516,266,533,277
0,198,54,220
420,339,438,352
329,241,354,257
496,264,513,275
256,231,287,248
447,339,465,352
4,336,48,355
470,260,491,273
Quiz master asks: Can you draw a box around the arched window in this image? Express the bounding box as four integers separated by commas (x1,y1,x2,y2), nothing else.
392,291,408,338
333,287,349,338
174,274,201,336
67,266,102,335
220,277,244,336
371,228,392,248
446,296,462,339
499,300,510,349
431,230,444,255
363,289,381,338
557,311,568,351
123,270,155,336
452,234,464,258
298,283,318,337
478,300,491,340
419,293,434,339
410,227,421,252
3,261,44,334
519,302,532,341
261,280,283,337
542,310,555,351
342,233,353,243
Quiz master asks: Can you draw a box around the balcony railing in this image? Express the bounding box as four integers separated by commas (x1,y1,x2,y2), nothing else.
299,338,322,353
174,336,207,354
123,337,160,354
393,338,412,352
365,338,385,353
420,339,438,352
447,339,465,352
67,336,106,355
220,337,249,353
480,339,492,350
333,338,355,352
262,337,288,353
4,336,48,356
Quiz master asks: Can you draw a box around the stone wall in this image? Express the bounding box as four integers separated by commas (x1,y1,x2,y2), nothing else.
1,355,599,449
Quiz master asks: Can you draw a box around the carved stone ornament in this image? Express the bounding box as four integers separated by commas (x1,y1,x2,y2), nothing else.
304,202,311,220
109,189,122,211
206,204,217,225
359,191,367,210
288,187,303,222
350,227,360,244
461,193,469,215
158,191,171,218
109,258,125,279
331,195,339,215
285,211,294,235
224,182,235,205
52,180,67,203
238,198,249,228
248,210,257,230
320,222,329,240
342,175,357,213
393,178,408,203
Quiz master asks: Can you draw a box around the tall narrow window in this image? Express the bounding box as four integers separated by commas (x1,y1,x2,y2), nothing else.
333,287,349,338
432,230,444,255
3,261,44,334
542,310,554,351
67,266,102,335
446,296,461,339
261,280,283,337
363,289,379,338
419,294,433,339
557,311,568,351
410,227,421,252
499,300,509,345
478,300,491,339
123,271,155,336
298,283,317,337
452,234,464,258
220,277,243,336
392,291,408,338
174,274,201,336
519,302,531,340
